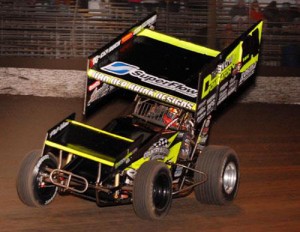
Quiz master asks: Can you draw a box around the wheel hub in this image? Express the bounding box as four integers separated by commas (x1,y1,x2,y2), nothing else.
223,162,237,194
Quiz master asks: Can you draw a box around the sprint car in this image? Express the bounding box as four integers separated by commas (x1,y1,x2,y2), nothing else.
17,13,263,220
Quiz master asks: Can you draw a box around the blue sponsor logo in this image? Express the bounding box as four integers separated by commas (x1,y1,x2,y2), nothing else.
100,61,198,98
101,61,138,75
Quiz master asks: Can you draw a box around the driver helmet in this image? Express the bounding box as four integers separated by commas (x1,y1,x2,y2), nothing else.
163,107,179,126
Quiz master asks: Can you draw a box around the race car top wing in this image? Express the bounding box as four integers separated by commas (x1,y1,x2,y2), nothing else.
84,13,262,122
84,13,219,116
195,20,263,126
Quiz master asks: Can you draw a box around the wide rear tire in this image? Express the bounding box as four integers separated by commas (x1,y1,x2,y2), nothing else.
16,150,58,207
133,161,172,220
194,145,239,205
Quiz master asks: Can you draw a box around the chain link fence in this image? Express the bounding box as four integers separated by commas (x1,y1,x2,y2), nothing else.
1,0,299,67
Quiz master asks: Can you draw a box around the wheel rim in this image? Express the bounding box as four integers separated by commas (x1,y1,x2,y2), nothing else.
223,161,237,195
152,172,171,210
33,156,57,205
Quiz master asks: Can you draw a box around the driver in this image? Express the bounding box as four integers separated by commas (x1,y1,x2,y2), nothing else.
163,107,179,127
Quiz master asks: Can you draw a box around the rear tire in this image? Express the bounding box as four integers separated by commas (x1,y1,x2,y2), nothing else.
16,150,58,207
194,145,239,205
133,161,172,220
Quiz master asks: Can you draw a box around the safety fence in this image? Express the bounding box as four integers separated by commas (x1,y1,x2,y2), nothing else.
0,0,299,67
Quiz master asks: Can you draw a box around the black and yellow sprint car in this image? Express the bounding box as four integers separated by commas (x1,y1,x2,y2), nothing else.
17,13,263,220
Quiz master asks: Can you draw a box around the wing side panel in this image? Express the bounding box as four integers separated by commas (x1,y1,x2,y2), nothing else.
195,21,263,125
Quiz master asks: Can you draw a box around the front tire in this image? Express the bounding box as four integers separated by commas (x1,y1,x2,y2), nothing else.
16,150,58,207
133,161,172,220
194,145,239,205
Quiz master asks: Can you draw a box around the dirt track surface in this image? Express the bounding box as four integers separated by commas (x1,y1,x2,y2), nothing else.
1,95,299,232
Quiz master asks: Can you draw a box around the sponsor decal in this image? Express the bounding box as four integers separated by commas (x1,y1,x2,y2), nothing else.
201,57,234,99
239,62,257,86
216,58,232,74
35,154,50,172
101,61,198,98
206,93,217,115
101,61,138,75
197,60,257,123
49,121,69,138
217,81,228,105
88,69,196,111
144,138,169,160
99,40,121,59
228,76,238,96
91,14,157,62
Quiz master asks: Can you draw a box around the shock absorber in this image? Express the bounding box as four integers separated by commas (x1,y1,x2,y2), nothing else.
179,133,192,160
114,173,120,199
197,115,212,152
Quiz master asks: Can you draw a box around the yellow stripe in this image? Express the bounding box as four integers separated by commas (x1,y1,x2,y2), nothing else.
167,132,179,146
129,133,180,170
137,29,220,57
68,120,134,142
165,141,181,164
87,69,196,112
45,140,115,166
